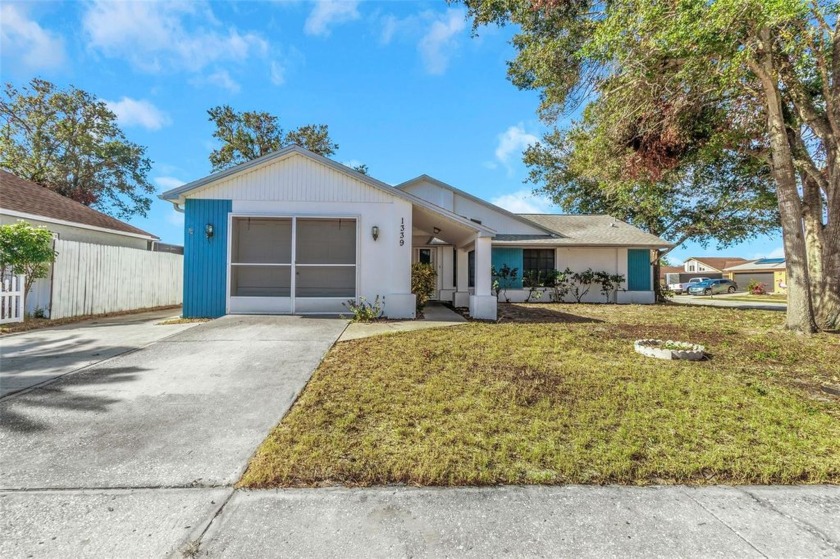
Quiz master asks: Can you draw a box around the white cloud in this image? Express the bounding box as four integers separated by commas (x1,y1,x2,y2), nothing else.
105,97,170,130
417,8,466,75
378,8,466,75
154,176,186,190
304,1,360,37
203,70,241,93
83,1,268,73
0,4,66,72
491,190,556,214
270,60,286,86
494,123,539,173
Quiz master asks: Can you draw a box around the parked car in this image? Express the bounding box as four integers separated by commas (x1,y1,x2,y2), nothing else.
687,279,738,295
668,277,711,294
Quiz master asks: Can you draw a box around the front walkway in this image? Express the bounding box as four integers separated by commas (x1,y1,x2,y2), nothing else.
338,302,466,342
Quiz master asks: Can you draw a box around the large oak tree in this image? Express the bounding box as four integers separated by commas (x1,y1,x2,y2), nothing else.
0,79,154,219
461,0,839,332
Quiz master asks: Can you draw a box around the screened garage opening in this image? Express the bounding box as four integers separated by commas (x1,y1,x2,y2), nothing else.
229,216,357,314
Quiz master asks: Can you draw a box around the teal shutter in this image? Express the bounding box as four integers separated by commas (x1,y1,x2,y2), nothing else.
627,249,651,291
183,199,232,317
491,248,524,289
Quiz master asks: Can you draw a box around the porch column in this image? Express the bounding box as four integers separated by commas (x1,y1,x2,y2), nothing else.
469,235,497,320
439,245,455,302
454,247,470,307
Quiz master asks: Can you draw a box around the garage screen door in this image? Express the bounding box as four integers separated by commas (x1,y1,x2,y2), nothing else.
229,217,356,313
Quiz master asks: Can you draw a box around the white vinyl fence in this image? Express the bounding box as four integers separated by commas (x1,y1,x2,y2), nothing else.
48,239,183,319
1,274,25,324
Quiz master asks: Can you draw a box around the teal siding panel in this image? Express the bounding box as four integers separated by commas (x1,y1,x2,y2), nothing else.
183,199,232,317
627,249,652,291
491,248,523,289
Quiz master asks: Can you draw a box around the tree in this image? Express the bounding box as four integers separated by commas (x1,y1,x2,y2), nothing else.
208,105,339,172
0,221,56,298
524,96,780,298
0,79,154,219
461,0,839,332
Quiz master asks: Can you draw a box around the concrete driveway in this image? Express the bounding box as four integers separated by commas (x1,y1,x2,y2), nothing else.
0,308,195,397
0,315,347,557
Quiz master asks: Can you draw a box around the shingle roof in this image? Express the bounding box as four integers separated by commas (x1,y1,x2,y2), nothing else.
504,214,672,248
686,256,748,271
0,169,156,239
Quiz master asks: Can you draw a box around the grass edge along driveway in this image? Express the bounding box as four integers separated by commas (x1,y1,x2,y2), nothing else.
240,303,840,488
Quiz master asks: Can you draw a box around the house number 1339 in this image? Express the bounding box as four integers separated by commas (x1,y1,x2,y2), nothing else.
399,217,405,246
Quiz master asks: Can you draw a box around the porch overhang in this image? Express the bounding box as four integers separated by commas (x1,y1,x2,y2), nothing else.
411,203,495,248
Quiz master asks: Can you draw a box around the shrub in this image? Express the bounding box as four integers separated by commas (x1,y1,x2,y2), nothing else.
411,263,437,312
748,280,767,295
491,263,519,303
342,296,383,322
570,268,596,303
595,271,626,303
549,268,572,302
0,221,56,297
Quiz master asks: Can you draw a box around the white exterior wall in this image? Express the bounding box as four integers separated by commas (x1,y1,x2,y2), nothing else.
401,180,545,235
190,155,416,318
499,246,655,304
0,214,150,249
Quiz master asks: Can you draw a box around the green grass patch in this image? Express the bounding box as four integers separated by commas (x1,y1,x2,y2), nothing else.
240,304,840,488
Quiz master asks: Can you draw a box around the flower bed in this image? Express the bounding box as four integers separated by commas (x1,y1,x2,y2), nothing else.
634,339,705,361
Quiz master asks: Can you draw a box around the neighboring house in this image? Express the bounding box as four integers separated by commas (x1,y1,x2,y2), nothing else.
1,170,180,316
0,170,158,250
682,256,749,274
160,146,672,321
724,258,787,293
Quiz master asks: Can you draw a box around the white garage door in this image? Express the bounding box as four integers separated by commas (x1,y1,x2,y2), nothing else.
229,216,357,314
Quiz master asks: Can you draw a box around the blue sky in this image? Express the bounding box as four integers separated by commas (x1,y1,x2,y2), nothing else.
1,0,783,264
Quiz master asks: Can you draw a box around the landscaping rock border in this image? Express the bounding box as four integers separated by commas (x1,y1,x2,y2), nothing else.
634,339,705,361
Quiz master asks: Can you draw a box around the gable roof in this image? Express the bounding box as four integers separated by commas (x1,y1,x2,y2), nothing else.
724,258,786,272
396,174,560,237
0,169,157,239
686,256,749,271
507,214,673,248
159,145,497,237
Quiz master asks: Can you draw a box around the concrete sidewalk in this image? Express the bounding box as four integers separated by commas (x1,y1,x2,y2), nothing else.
3,485,837,558
672,294,786,312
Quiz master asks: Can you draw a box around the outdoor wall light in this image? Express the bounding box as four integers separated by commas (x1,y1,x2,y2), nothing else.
205,223,214,239
371,225,380,241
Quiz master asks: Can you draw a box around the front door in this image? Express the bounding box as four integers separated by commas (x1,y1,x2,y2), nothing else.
414,247,441,300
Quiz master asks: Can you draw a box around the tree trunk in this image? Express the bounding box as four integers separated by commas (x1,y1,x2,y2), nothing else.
751,32,817,333
802,175,825,312
651,249,663,302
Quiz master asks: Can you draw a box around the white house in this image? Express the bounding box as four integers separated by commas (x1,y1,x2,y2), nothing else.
160,146,671,320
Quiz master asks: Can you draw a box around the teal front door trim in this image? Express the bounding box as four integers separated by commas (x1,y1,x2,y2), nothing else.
627,249,652,291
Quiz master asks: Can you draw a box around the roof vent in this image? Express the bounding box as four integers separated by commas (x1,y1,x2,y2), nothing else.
610,222,618,228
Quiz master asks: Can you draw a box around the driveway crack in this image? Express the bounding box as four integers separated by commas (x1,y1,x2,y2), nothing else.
680,488,768,558
736,487,840,553
174,488,236,558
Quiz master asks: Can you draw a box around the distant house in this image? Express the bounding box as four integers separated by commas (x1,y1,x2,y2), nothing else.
724,258,787,293
0,170,158,249
682,257,749,274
